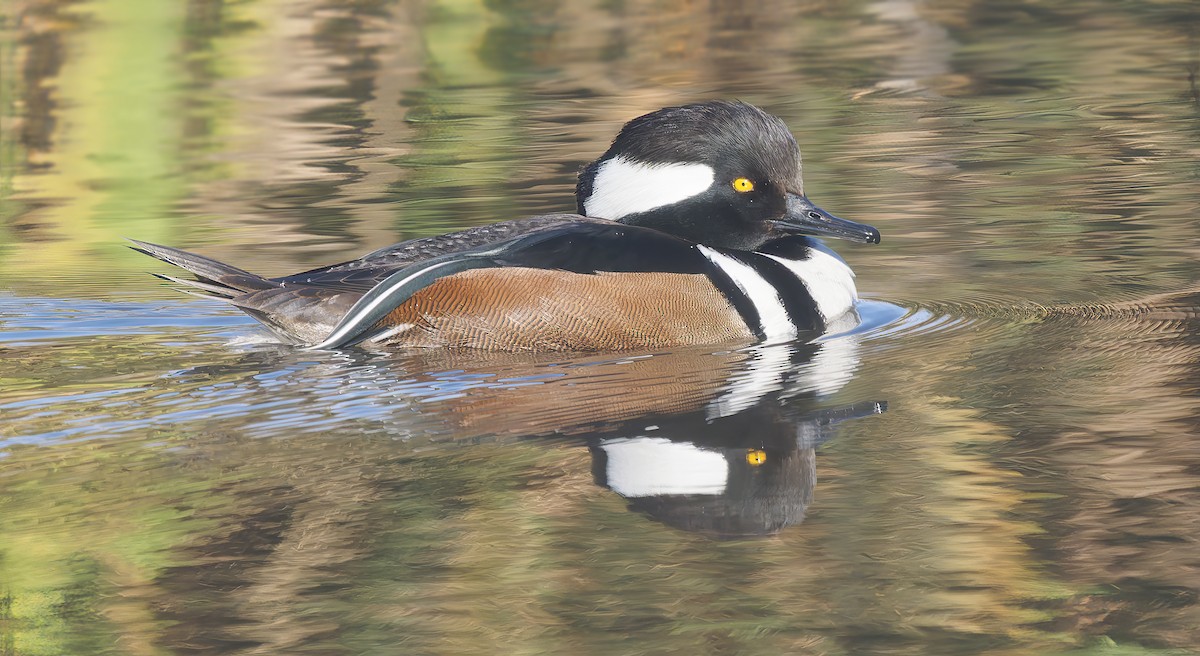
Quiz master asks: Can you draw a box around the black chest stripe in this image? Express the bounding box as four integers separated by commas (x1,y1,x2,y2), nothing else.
700,254,766,341
730,252,822,332
711,251,822,336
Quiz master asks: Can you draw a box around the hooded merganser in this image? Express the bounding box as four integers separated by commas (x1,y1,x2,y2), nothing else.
132,101,881,352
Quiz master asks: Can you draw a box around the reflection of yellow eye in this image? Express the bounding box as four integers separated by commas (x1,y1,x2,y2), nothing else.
732,177,755,193
746,449,767,466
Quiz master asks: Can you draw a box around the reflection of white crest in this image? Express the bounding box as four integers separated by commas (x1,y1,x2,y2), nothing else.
600,437,727,497
708,334,862,420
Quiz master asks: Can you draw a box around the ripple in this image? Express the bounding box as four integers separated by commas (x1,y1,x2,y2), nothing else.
842,298,978,345
0,295,253,346
852,286,1200,359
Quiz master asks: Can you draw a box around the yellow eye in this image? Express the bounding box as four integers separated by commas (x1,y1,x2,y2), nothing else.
746,449,767,466
732,177,755,193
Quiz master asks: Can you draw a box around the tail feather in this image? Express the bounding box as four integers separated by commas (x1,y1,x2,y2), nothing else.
228,285,356,345
151,273,240,298
127,239,277,293
130,238,358,345
233,304,306,345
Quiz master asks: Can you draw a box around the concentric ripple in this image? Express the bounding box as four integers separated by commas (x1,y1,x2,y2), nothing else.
840,298,977,345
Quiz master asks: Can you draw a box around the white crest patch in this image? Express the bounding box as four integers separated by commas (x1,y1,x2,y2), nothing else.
583,156,715,219
763,250,858,322
697,246,798,343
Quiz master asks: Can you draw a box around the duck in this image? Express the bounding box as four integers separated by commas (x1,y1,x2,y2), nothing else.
132,101,881,352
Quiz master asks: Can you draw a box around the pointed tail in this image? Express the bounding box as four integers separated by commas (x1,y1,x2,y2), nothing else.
127,239,278,298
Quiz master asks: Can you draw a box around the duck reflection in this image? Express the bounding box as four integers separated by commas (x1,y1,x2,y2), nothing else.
402,335,886,537
175,329,886,537
591,400,884,538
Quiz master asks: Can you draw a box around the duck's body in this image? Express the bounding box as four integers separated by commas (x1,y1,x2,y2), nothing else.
135,101,879,352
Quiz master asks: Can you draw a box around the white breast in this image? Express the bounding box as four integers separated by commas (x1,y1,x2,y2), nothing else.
763,249,858,322
697,246,799,343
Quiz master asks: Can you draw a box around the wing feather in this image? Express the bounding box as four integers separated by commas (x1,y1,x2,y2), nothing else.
307,222,711,349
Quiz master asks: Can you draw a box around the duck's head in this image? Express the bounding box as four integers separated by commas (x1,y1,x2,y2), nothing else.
576,101,880,251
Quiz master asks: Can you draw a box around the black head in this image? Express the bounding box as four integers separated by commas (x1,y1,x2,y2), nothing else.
576,101,880,250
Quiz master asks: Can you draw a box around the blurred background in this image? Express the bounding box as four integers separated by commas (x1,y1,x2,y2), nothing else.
3,1,1200,654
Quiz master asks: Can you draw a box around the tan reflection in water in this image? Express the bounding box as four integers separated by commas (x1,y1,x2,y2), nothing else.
4,0,1200,651
1020,291,1200,643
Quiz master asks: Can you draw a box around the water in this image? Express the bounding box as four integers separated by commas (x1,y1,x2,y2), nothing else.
3,0,1200,653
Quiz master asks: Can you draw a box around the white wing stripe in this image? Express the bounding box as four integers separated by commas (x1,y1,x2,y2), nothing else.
308,259,463,349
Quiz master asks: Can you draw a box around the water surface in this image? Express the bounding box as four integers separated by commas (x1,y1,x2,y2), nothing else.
3,0,1200,654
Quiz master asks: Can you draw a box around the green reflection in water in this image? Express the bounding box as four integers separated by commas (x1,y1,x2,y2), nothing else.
1,0,190,291
3,0,1200,653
